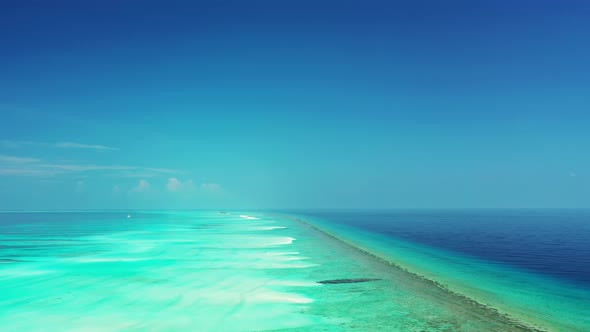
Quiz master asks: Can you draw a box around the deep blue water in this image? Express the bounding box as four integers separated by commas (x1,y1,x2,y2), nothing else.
299,209,590,286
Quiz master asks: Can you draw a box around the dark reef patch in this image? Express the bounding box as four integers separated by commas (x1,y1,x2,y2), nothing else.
318,278,381,284
0,259,26,263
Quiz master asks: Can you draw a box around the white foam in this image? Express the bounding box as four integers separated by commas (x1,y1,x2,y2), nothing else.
257,226,287,230
235,236,296,247
266,251,300,256
240,215,259,220
268,280,321,287
74,257,149,263
248,262,317,269
0,268,55,278
266,236,296,245
249,291,313,304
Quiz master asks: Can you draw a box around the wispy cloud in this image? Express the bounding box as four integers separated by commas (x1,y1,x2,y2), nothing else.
146,167,183,174
0,154,41,163
0,140,117,151
38,164,136,172
116,167,185,178
0,168,58,176
201,183,222,191
54,142,117,151
0,154,184,178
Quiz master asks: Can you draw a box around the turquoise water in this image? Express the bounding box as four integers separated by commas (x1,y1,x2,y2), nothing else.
0,211,571,331
295,211,590,331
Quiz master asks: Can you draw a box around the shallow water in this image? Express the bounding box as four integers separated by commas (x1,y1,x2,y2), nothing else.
0,211,563,331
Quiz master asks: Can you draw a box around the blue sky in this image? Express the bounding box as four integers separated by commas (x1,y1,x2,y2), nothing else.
1,0,589,209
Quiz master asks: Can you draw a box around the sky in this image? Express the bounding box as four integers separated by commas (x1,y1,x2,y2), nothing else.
0,0,589,210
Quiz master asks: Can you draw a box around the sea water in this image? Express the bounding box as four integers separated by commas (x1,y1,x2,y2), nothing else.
0,210,582,331
295,209,590,331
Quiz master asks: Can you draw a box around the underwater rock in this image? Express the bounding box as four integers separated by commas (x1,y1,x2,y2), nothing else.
0,259,26,263
318,278,381,284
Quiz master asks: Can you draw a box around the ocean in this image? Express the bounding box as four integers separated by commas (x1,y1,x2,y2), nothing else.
296,209,590,331
299,209,590,285
0,210,588,331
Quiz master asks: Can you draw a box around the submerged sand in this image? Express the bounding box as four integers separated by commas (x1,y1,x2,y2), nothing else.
0,211,546,331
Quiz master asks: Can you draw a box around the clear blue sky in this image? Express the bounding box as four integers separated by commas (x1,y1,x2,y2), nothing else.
1,0,589,210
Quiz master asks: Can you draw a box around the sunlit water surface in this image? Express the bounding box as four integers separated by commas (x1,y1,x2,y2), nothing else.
296,209,590,331
1,211,586,331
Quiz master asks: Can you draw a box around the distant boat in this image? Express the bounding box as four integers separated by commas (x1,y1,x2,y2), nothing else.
127,214,131,218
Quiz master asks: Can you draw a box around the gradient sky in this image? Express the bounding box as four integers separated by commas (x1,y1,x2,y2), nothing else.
1,0,589,210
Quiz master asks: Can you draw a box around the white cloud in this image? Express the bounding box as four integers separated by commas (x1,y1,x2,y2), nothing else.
0,151,185,179
132,179,151,192
0,155,50,176
166,178,198,192
146,168,183,174
119,168,184,178
166,178,184,192
38,164,136,172
54,142,117,151
0,140,117,151
0,168,57,176
0,155,184,178
201,183,222,191
0,154,40,163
